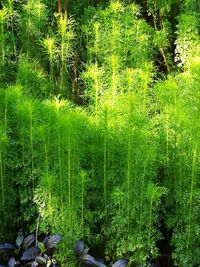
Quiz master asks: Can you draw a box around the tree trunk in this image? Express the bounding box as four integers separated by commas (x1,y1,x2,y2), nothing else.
57,0,62,14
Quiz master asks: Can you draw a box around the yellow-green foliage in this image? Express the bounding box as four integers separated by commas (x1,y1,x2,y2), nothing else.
0,1,200,267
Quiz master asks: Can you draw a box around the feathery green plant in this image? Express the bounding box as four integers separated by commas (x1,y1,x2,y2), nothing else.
0,130,7,234
0,7,7,67
175,12,200,69
155,60,200,266
57,14,74,96
42,36,56,82
4,0,16,57
16,56,51,99
19,0,47,57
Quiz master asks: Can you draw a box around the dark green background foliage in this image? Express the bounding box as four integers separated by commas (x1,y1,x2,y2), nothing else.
0,0,200,266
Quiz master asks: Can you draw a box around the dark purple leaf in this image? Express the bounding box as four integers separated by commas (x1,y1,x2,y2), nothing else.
31,261,38,267
0,265,7,267
49,259,58,267
22,235,35,249
36,256,47,265
8,257,15,267
0,243,16,252
96,260,106,267
75,240,85,257
82,248,90,255
44,235,61,249
112,259,128,267
21,247,40,261
16,235,24,247
44,254,50,261
79,254,98,266
43,237,49,247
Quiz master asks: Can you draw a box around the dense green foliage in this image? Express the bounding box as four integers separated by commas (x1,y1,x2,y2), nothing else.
0,0,199,266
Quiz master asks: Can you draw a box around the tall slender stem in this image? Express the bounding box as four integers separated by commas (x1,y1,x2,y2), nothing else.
127,132,131,231
103,109,108,209
0,151,5,228
1,19,5,66
187,145,197,248
30,108,34,188
68,130,71,225
81,171,85,235
58,125,63,213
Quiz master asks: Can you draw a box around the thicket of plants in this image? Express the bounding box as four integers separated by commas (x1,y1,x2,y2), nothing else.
0,0,199,266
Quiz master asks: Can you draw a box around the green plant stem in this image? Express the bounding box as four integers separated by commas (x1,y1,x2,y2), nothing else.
111,59,117,95
11,22,16,57
38,0,41,35
126,132,131,232
67,131,71,226
30,108,34,188
43,134,49,175
26,2,31,56
148,196,153,247
81,171,85,235
165,105,169,177
143,74,148,109
4,91,7,133
187,145,197,248
57,125,63,213
139,162,147,235
94,75,100,113
50,59,53,82
71,142,75,227
103,109,108,209
1,21,5,66
94,22,99,60
8,0,17,57
35,214,40,247
0,151,5,228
